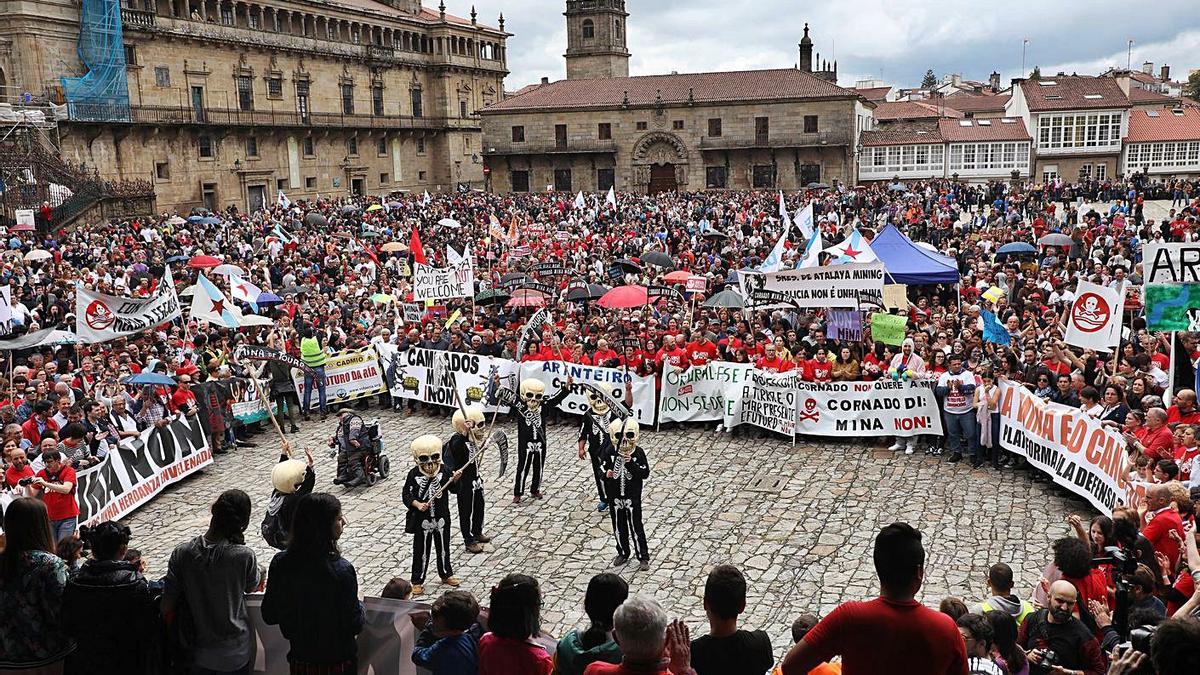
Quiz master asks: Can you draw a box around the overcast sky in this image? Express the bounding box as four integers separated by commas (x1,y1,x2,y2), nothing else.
454,0,1199,91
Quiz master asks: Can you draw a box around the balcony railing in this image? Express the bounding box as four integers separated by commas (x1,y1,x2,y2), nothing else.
65,103,481,131
121,8,157,28
483,139,618,155
699,131,851,150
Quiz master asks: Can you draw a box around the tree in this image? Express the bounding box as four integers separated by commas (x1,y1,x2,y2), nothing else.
1187,70,1200,101
1029,65,1042,81
921,69,938,89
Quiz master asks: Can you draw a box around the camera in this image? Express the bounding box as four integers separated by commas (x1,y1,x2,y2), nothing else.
1040,650,1058,667
17,477,34,487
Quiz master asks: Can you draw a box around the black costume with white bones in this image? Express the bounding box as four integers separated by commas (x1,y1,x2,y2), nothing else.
447,405,490,550
577,381,633,511
492,377,570,501
402,434,459,594
600,418,651,569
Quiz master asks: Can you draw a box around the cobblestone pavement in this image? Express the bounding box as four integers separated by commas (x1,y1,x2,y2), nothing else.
124,405,1088,660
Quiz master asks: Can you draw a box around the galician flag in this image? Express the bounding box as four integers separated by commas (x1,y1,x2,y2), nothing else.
822,228,877,265
191,273,242,328
228,274,262,313
422,190,431,206
574,191,586,210
273,223,296,245
758,228,789,273
798,229,823,269
794,202,815,240
277,190,291,209
605,186,617,208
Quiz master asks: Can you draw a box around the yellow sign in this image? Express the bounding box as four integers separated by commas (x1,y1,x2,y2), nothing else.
444,309,462,329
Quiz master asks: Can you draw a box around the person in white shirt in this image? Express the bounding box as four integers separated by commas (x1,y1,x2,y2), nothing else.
936,354,983,468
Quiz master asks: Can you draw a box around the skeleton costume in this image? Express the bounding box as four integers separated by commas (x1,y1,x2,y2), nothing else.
578,386,632,510
600,419,651,568
447,406,489,550
402,434,458,593
492,378,569,500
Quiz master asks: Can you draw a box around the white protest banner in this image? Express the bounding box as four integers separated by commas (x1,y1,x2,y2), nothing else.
738,262,884,310
228,378,280,425
685,276,707,293
246,595,434,675
376,343,515,412
75,267,182,343
793,380,944,437
658,362,754,423
402,302,424,323
14,209,35,227
412,261,474,301
733,370,800,436
998,381,1130,514
293,347,386,403
1064,280,1123,352
74,413,212,525
0,286,11,336
519,360,657,425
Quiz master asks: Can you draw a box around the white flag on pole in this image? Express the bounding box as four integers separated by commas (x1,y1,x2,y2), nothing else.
1064,280,1123,352
574,191,586,210
605,186,617,208
277,190,291,209
798,229,823,268
795,202,815,239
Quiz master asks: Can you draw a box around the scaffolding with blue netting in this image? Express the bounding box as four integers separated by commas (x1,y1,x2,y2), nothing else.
60,0,131,122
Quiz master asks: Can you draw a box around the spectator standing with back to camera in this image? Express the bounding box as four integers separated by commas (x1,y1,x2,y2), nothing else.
0,497,74,674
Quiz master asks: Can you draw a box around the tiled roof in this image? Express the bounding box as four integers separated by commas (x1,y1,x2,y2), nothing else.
854,86,891,102
943,92,1010,113
1125,107,1200,143
482,68,858,113
323,0,499,30
938,118,1031,142
860,121,942,146
1129,87,1178,104
873,100,963,121
1020,76,1130,111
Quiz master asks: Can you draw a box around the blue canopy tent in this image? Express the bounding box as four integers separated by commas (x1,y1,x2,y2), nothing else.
870,225,961,285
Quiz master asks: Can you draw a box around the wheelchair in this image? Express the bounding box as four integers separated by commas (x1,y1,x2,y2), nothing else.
329,414,390,487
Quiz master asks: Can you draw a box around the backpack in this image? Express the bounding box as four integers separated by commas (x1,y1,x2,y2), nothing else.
261,493,287,550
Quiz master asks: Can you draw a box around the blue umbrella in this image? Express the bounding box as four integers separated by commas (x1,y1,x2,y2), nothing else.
996,242,1036,255
198,216,222,225
123,372,176,386
256,291,283,304
166,255,188,263
185,215,206,223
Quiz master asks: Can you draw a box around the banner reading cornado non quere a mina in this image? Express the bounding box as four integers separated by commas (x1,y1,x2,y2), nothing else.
998,381,1129,514
76,414,212,525
293,347,386,403
658,364,942,437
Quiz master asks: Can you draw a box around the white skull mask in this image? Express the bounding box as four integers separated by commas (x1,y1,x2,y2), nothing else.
586,388,610,415
520,379,546,410
608,418,639,455
453,406,487,444
411,434,443,477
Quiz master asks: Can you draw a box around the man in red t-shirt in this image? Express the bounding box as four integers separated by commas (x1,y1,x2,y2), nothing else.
656,335,688,373
3,447,34,488
1166,389,1200,426
32,450,80,543
584,597,692,675
1130,408,1174,462
685,335,719,367
782,523,968,675
755,344,793,374
592,339,620,368
1141,484,1185,571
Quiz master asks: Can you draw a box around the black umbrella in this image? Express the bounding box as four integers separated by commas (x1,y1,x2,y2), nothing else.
474,288,510,306
703,289,744,309
304,212,328,228
613,258,644,274
279,285,310,297
641,251,675,270
565,283,609,302
805,182,830,189
340,205,360,216
701,229,729,239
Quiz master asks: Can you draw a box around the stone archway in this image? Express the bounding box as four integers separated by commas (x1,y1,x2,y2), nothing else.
631,132,688,194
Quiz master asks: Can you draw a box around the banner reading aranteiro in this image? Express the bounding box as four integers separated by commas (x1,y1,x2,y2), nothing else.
518,361,657,426
793,380,943,437
75,414,212,525
998,381,1129,514
293,347,386,403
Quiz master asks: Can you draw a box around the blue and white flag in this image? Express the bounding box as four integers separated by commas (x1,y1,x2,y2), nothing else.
794,202,815,240
277,190,291,209
822,228,877,265
422,191,431,206
797,229,823,269
190,273,242,328
981,309,1011,346
759,229,788,273
273,224,295,245
574,191,586,210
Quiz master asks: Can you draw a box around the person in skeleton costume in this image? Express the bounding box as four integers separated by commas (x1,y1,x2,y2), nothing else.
402,434,462,595
577,381,633,512
261,446,315,550
491,375,572,503
600,418,651,571
447,405,492,553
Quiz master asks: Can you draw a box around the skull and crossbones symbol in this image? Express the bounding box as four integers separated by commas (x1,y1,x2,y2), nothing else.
797,398,820,422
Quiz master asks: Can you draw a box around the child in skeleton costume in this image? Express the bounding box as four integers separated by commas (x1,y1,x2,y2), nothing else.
599,419,651,571
447,406,492,554
577,381,633,512
402,434,462,595
490,375,572,503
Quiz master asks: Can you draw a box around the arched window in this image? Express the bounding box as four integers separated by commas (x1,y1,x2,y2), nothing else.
614,18,622,39
581,19,594,39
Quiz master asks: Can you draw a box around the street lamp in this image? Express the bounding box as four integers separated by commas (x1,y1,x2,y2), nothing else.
230,158,242,172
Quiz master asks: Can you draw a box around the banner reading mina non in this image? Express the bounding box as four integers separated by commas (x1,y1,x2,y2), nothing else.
998,381,1130,515
75,413,213,525
292,347,386,403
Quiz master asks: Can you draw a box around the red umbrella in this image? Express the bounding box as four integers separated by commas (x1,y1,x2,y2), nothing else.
10,223,35,232
663,270,693,284
598,285,648,309
187,255,221,269
506,294,545,308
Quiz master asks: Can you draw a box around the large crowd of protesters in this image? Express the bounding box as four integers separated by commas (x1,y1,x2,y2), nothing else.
0,172,1200,673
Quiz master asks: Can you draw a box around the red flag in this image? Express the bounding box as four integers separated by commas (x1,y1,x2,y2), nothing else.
410,226,427,264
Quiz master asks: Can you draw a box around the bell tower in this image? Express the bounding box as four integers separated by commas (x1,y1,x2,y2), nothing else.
564,0,630,80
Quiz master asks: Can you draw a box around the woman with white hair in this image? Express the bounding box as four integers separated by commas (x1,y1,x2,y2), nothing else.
886,337,927,455
582,595,694,675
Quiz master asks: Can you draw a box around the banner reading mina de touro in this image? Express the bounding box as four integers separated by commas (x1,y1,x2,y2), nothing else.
75,414,213,525
998,381,1129,515
292,347,386,403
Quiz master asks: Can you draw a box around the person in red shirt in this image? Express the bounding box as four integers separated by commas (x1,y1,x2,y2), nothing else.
1129,408,1174,463
804,348,834,382
1166,389,1200,426
1141,484,1185,571
617,345,647,374
170,375,199,414
756,344,793,374
781,522,968,675
656,335,687,373
21,400,59,447
3,447,34,488
684,335,719,367
583,597,694,675
32,450,79,543
592,339,619,368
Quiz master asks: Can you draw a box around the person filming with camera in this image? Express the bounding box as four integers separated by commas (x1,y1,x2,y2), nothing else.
28,449,80,543
1017,580,1105,675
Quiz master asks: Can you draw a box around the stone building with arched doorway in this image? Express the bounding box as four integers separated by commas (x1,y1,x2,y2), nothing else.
480,67,871,194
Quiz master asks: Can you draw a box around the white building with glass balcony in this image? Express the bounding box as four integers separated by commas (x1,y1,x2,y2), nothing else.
1122,106,1200,178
